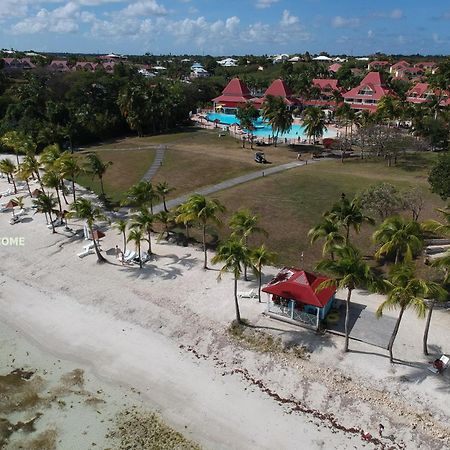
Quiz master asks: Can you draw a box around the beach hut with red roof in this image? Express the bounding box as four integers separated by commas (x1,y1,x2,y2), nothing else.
262,267,336,329
212,78,253,111
342,72,393,112
253,79,300,109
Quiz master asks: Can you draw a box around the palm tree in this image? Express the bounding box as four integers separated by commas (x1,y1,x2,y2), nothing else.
85,153,113,199
42,170,63,214
22,153,45,193
376,263,444,362
308,216,345,260
229,209,268,280
156,181,174,212
33,193,58,233
422,207,450,236
155,210,174,240
373,216,423,264
123,180,159,213
113,219,128,254
127,228,144,268
130,208,155,254
212,239,249,323
40,143,62,170
174,202,193,242
58,152,82,203
0,131,33,165
178,194,225,269
303,107,327,144
261,95,293,146
69,198,107,263
236,102,259,149
326,194,375,244
250,244,277,303
0,159,17,193
17,163,33,197
316,244,375,352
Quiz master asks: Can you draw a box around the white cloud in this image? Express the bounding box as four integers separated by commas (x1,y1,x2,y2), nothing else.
280,10,299,27
120,1,167,17
255,0,279,9
331,16,360,28
367,29,374,39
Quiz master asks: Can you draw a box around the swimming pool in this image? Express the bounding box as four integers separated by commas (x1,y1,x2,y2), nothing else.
206,112,333,139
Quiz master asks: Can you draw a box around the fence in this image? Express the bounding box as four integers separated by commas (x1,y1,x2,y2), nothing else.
267,299,319,330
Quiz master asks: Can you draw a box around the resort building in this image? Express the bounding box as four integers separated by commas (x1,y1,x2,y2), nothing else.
414,61,437,73
389,60,409,74
367,60,391,71
342,71,392,112
2,57,35,71
328,63,342,74
253,79,300,109
49,60,71,72
190,62,209,78
302,79,341,109
392,66,424,80
217,58,238,67
406,82,450,106
212,78,254,112
313,55,332,62
262,268,336,330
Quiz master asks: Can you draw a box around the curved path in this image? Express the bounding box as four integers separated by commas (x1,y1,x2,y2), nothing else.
142,144,166,181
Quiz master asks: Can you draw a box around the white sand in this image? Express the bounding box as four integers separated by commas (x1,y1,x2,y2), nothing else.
0,165,449,449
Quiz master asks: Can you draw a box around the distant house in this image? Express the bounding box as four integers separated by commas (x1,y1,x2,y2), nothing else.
191,67,210,78
313,55,332,62
102,61,116,73
272,54,289,64
252,79,300,109
393,66,424,80
406,82,450,106
288,56,302,63
49,60,71,72
2,57,35,71
138,68,156,78
212,77,254,111
367,60,390,71
342,71,393,112
73,61,98,71
389,60,409,74
262,267,336,330
217,57,238,67
328,63,342,74
414,61,437,71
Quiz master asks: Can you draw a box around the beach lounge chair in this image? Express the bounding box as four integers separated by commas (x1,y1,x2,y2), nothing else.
10,216,21,225
123,251,137,263
15,208,26,217
77,248,94,258
238,289,258,299
428,355,449,374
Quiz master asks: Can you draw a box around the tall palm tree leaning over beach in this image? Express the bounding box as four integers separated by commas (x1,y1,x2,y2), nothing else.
33,193,58,233
251,244,277,303
178,194,225,269
85,153,113,199
212,239,249,324
316,244,376,353
229,209,268,280
376,263,446,363
69,198,107,263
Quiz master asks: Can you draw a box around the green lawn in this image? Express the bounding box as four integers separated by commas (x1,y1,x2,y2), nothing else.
75,148,156,204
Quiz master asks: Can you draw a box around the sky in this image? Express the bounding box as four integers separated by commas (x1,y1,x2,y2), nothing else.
1,0,450,56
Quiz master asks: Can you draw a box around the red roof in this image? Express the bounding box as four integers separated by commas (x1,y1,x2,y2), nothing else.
328,63,342,73
368,60,390,68
313,78,340,92
222,78,251,97
406,82,450,105
390,60,409,71
262,267,336,308
342,71,392,102
265,79,293,98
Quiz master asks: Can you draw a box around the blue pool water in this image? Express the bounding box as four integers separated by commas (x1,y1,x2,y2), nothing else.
206,112,333,139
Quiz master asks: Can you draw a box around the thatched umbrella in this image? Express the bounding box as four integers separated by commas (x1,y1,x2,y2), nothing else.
91,229,105,245
5,199,19,208
31,188,43,198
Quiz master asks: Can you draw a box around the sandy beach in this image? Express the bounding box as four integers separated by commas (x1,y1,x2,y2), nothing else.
1,168,449,449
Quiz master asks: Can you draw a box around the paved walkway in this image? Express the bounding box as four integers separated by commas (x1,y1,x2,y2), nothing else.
142,145,166,181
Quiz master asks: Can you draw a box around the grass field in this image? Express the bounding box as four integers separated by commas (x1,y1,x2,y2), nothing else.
75,148,156,204
211,154,446,271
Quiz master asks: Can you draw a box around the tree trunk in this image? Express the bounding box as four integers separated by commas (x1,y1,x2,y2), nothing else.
99,177,105,198
60,180,69,204
48,210,55,234
163,197,168,213
345,226,350,245
147,230,152,254
258,265,262,303
36,171,46,195
138,243,142,268
202,224,207,269
55,186,63,214
234,276,241,323
72,179,76,203
11,175,17,194
90,225,106,263
388,306,405,363
395,249,400,264
123,232,127,254
185,223,189,241
344,288,352,352
25,179,32,197
150,200,154,215
423,300,435,356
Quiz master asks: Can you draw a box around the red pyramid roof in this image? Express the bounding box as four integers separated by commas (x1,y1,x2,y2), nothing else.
262,267,336,308
222,78,252,97
264,79,293,98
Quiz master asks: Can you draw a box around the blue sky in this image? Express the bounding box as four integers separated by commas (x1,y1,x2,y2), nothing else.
1,0,450,55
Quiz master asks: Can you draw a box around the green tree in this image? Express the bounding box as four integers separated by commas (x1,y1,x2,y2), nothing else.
0,131,34,165
261,95,293,146
130,207,155,254
123,180,159,213
308,216,344,260
178,194,225,269
113,219,128,254
236,102,259,149
40,143,62,170
317,244,376,352
428,152,450,200
33,193,58,233
376,263,444,362
250,244,277,303
359,182,402,221
0,158,17,193
211,239,249,323
373,216,423,264
229,209,267,280
325,194,374,244
85,153,113,199
69,198,107,263
155,210,174,240
58,152,82,202
127,228,144,268
156,181,174,212
42,169,63,213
